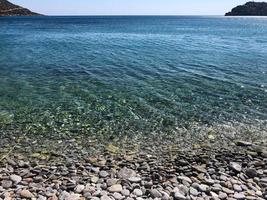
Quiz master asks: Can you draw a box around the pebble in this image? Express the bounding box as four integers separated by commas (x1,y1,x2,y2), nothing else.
112,192,124,200
236,141,252,146
230,162,242,172
117,167,136,179
101,195,112,200
20,189,35,198
233,184,242,192
233,192,246,199
210,191,219,198
190,187,199,196
150,189,162,198
10,174,22,184
38,195,47,200
222,187,234,194
91,176,99,183
199,184,209,192
128,177,142,183
91,198,100,200
99,171,109,178
177,185,189,196
218,192,228,199
121,189,130,196
108,184,122,193
205,178,215,185
174,191,187,200
192,165,206,173
106,178,117,186
161,191,170,200
133,188,143,196
246,168,257,178
60,191,70,199
262,150,267,158
1,180,12,189
75,184,85,193
178,176,192,184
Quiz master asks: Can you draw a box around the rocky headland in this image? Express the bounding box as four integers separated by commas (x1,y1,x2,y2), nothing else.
0,0,40,16
226,2,267,16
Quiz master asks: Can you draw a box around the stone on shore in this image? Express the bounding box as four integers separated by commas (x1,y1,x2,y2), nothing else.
108,184,123,193
117,167,136,179
245,168,257,178
10,174,22,184
19,189,35,198
230,162,242,172
236,141,252,146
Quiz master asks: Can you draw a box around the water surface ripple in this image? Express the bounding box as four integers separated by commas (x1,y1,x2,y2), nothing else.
0,16,267,137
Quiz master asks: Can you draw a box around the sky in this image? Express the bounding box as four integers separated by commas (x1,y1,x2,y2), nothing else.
11,0,252,16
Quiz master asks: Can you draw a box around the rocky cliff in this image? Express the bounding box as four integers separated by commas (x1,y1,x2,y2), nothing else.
0,0,40,16
226,1,267,16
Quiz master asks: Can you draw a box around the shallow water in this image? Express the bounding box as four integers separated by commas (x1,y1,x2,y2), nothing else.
0,16,267,136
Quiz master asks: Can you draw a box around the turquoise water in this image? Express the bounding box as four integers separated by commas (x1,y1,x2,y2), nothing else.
0,16,267,136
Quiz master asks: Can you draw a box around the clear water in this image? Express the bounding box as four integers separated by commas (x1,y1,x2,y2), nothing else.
0,16,267,137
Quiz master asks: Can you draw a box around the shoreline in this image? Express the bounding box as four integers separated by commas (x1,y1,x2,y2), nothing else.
1,129,267,199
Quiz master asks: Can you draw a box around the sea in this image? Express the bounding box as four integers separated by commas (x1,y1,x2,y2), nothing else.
0,16,267,138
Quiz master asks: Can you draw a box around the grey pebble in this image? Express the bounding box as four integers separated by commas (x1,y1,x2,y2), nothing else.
99,171,109,178
218,192,228,199
128,177,142,183
190,187,199,196
246,168,257,178
233,192,246,199
106,178,118,186
117,167,136,179
230,162,242,172
174,191,187,200
113,192,124,200
233,184,242,192
133,188,143,196
10,174,22,184
100,195,112,200
150,189,162,198
1,180,12,189
121,189,130,196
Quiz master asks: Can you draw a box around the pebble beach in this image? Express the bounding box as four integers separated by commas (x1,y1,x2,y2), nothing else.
1,129,267,200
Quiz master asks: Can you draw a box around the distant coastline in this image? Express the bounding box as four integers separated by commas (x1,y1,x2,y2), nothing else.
226,1,267,16
0,0,41,16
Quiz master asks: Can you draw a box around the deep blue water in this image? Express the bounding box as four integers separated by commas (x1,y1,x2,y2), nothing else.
0,16,267,136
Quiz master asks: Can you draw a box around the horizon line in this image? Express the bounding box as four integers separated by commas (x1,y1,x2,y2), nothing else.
3,14,227,17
